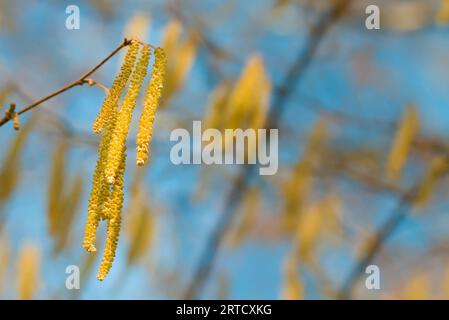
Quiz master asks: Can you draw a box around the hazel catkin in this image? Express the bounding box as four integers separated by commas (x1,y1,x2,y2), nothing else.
104,45,151,184
97,150,126,281
92,41,140,134
136,47,167,166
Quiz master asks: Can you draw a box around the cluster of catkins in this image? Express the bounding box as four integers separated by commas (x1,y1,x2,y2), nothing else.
83,40,166,280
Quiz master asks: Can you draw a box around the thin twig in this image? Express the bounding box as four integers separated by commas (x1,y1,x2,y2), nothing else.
82,78,110,94
0,38,132,128
183,0,353,299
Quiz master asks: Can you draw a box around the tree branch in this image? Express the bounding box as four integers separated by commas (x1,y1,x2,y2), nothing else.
0,38,132,128
183,0,353,299
336,164,449,299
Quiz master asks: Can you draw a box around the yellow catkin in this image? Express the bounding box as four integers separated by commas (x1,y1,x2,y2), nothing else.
0,234,10,294
17,244,40,300
97,150,126,281
92,41,140,133
226,54,270,130
55,173,83,253
83,108,119,252
401,273,430,300
104,45,150,184
161,20,182,59
386,106,419,182
126,198,154,265
48,142,66,238
0,116,33,206
414,157,449,208
136,47,167,166
161,20,197,105
294,202,323,263
281,254,303,300
437,0,449,24
203,81,232,131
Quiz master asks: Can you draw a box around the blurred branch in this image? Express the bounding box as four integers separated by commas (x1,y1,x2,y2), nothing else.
337,159,449,299
337,186,417,299
183,0,353,299
0,38,132,128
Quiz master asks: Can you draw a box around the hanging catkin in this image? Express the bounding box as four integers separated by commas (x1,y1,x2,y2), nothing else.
83,40,165,281
104,45,151,184
92,41,140,133
83,106,120,252
97,149,126,281
136,47,167,166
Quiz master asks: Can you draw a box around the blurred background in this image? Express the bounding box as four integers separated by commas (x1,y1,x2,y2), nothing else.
1,0,449,299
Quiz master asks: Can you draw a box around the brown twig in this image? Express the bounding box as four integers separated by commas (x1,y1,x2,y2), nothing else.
0,38,132,128
82,78,110,94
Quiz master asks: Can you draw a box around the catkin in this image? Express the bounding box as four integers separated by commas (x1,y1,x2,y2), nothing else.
17,244,40,300
136,47,167,166
97,150,126,281
104,45,151,184
83,108,119,252
92,41,140,133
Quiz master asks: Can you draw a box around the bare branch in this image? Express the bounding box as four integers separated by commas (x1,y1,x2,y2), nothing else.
0,38,132,128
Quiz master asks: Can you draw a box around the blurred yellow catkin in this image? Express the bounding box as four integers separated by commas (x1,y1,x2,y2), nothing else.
293,201,323,263
401,273,430,300
55,172,83,253
136,47,167,166
203,81,232,131
436,0,449,24
0,234,10,294
413,156,449,209
17,244,40,299
226,54,271,130
0,115,33,208
386,106,419,182
281,254,303,300
125,191,154,265
47,141,67,238
124,12,150,40
161,19,197,105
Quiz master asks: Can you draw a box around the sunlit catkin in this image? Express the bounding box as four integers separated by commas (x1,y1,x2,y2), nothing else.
83,109,118,252
97,151,126,281
92,41,140,133
136,47,166,166
105,45,150,184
